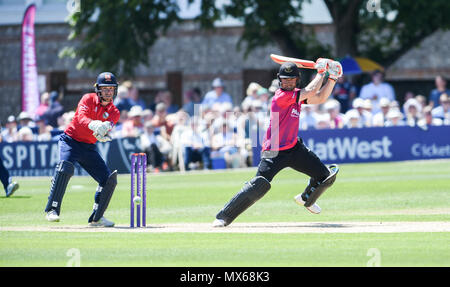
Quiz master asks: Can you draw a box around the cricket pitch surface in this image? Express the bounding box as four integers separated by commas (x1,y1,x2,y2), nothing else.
2,221,450,233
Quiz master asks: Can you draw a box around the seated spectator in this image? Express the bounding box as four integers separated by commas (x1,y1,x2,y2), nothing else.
56,111,75,133
180,117,212,171
429,75,450,108
418,106,443,127
315,113,331,129
114,84,132,112
385,109,405,127
268,79,279,97
17,111,36,129
142,109,154,123
372,98,391,127
123,81,146,110
170,111,191,169
362,99,373,115
415,94,427,111
152,103,176,142
17,126,34,142
324,99,344,129
122,105,144,137
347,98,372,127
140,122,172,172
42,91,65,128
403,98,423,127
182,88,202,116
257,87,271,113
299,104,318,130
160,90,179,114
35,115,52,141
242,82,262,110
344,109,362,128
431,93,450,124
201,78,233,109
211,120,241,169
332,76,357,113
1,115,18,143
359,70,395,114
36,92,50,117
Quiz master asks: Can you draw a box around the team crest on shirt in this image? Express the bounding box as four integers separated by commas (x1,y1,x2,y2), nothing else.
291,108,300,118
103,112,109,119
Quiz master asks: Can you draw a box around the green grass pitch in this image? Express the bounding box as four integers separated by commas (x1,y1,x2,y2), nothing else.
1,159,449,267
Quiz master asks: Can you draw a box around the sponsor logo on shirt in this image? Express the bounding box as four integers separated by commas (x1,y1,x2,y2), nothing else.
291,108,300,118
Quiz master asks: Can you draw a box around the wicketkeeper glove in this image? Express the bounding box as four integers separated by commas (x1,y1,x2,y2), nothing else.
94,133,112,143
315,58,332,74
328,61,343,81
88,120,112,137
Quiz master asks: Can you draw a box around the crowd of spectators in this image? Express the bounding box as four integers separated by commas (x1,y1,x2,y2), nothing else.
1,73,449,173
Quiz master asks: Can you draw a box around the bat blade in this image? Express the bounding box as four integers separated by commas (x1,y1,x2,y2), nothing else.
270,54,316,69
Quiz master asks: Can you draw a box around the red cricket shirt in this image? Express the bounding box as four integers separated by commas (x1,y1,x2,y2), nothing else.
65,93,120,144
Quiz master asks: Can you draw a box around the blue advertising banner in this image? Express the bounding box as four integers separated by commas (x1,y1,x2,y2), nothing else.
0,137,141,176
253,126,450,166
2,126,449,176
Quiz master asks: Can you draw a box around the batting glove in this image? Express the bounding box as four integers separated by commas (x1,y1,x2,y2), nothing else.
315,58,332,75
328,61,343,81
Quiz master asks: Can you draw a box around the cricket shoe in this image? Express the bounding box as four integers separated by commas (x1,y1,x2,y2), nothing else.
89,217,115,227
46,210,60,222
6,182,19,197
294,194,321,214
212,218,226,228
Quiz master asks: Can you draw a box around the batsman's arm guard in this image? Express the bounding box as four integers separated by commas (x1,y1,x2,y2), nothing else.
89,170,118,223
44,160,75,215
303,164,339,208
216,176,271,226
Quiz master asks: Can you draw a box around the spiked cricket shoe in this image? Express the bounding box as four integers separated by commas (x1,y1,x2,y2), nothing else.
89,216,115,227
46,210,60,222
294,194,321,214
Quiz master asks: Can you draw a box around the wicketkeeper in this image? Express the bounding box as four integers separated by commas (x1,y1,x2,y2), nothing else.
213,59,342,227
44,72,120,227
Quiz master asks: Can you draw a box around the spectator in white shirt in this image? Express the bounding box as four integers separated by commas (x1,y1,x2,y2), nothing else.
180,117,212,170
359,70,395,114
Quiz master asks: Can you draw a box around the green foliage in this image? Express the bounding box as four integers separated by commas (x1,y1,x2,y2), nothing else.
61,0,450,74
60,0,180,76
358,0,450,65
201,0,332,59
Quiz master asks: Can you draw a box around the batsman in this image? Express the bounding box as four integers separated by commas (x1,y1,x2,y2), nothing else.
44,72,120,227
213,58,342,227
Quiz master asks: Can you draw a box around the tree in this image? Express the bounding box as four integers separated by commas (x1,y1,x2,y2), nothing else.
325,0,450,66
212,0,332,60
62,0,450,75
203,0,450,66
60,0,180,76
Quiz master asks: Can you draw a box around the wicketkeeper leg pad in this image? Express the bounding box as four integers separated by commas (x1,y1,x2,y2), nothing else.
303,164,339,208
45,160,75,215
89,170,118,223
216,176,271,226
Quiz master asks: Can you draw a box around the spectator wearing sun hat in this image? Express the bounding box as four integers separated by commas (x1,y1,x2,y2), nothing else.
403,98,423,127
385,108,405,127
201,78,233,109
372,98,391,127
346,98,372,127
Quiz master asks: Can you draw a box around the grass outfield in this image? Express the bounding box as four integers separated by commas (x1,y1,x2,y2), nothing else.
0,159,449,267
